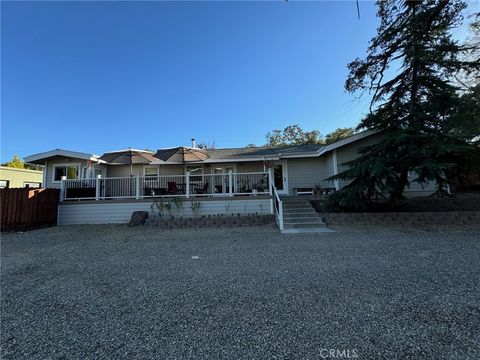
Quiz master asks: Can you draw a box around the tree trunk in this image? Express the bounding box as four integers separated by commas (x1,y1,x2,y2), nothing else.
390,169,409,204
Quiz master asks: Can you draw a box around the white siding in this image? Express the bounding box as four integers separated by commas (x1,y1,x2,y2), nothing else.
106,164,144,177
286,157,329,193
58,198,272,225
160,165,184,175
237,162,264,173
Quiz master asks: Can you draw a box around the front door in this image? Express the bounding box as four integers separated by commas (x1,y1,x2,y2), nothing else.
272,161,288,195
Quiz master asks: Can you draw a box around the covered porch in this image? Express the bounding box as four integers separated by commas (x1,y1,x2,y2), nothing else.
60,171,272,201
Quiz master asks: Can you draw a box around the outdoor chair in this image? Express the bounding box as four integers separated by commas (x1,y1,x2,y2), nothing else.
167,181,177,195
195,182,209,194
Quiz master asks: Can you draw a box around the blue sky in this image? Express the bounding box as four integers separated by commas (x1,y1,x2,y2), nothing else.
0,1,475,162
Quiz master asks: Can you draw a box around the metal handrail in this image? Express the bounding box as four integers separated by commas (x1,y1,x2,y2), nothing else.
270,181,284,230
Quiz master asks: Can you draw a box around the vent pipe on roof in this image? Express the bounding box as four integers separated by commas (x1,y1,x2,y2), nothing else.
191,138,196,148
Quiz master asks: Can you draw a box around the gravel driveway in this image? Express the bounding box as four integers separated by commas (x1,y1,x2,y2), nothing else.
1,224,479,359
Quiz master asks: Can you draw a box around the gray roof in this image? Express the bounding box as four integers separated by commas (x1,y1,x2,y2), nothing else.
204,144,325,159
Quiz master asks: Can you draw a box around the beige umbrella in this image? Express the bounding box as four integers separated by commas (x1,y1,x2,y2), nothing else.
154,147,209,163
100,148,156,176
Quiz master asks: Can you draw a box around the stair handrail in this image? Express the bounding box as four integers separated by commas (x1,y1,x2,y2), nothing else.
270,182,284,231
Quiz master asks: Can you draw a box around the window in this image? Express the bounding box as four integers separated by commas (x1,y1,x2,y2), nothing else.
94,169,103,178
24,182,41,188
53,165,79,182
144,166,159,177
186,166,203,181
0,180,9,189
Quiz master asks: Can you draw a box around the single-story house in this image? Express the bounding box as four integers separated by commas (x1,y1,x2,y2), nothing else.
0,166,43,189
25,131,435,230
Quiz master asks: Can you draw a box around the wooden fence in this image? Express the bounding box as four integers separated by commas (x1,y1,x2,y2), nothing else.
1,188,60,232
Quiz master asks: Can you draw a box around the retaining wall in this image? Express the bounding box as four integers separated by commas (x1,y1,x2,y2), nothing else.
322,211,480,226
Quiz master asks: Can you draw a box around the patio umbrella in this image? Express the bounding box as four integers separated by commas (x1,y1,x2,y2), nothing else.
100,148,156,176
154,147,209,163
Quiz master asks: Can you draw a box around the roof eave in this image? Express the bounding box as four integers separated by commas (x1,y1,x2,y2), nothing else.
24,149,103,165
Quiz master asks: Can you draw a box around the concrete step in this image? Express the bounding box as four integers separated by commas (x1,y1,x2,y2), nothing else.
284,217,324,224
283,208,316,213
283,203,314,209
282,199,311,203
283,222,326,229
281,227,334,234
283,212,319,219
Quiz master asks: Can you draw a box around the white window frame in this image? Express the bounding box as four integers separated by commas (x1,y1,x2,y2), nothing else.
52,163,81,183
143,165,159,177
24,181,41,188
185,165,204,181
185,165,203,174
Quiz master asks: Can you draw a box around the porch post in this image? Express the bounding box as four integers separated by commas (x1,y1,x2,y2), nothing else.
186,171,190,198
135,174,140,199
228,170,233,197
268,168,273,196
60,176,66,201
95,174,101,201
268,168,274,214
333,150,340,191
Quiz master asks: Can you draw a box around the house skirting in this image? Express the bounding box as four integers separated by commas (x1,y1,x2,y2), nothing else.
57,197,272,225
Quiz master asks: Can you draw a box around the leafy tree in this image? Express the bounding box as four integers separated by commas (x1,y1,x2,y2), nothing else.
197,142,216,150
3,155,25,168
328,0,480,209
325,128,355,144
266,124,323,146
265,125,358,146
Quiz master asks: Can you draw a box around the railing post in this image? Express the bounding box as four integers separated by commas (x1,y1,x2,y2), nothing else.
279,201,284,230
60,176,66,201
268,168,273,196
135,174,140,199
228,170,233,197
186,171,190,198
95,174,101,201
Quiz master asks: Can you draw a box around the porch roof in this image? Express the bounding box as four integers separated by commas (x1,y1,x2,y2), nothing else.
24,149,105,165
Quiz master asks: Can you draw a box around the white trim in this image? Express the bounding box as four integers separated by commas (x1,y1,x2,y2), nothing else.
318,130,379,156
143,165,159,177
43,160,47,188
52,163,81,183
203,157,280,163
184,164,204,175
332,150,340,191
25,149,104,164
273,160,288,195
209,164,237,174
279,152,321,159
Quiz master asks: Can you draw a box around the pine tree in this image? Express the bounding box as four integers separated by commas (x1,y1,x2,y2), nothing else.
328,0,480,210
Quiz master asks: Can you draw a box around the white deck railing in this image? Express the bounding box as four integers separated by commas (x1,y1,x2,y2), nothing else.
270,181,284,230
60,171,271,201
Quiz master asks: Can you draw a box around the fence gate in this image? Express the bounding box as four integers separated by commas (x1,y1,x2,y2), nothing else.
0,188,60,232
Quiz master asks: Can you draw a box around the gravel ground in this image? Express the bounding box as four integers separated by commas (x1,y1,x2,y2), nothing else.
1,223,480,359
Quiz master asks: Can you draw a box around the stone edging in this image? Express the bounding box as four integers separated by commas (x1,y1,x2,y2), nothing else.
321,211,480,226
145,214,275,229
